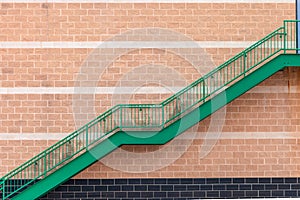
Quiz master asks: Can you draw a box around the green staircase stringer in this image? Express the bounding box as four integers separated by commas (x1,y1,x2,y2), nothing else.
12,54,300,200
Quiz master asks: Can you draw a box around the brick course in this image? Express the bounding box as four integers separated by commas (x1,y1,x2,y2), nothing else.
0,3,294,42
39,178,300,199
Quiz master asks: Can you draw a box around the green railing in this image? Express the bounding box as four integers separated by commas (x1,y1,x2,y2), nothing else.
0,20,299,199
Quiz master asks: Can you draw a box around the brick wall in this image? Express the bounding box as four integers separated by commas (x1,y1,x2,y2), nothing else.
0,0,299,185
41,178,300,199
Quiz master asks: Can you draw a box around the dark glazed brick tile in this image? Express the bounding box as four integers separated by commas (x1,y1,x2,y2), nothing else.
75,179,88,185
245,178,258,183
206,191,220,198
278,184,290,189
240,184,251,190
167,178,180,184
154,192,167,197
285,178,297,183
245,191,258,197
167,191,180,197
47,193,62,198
226,185,239,190
194,191,205,198
259,190,271,197
220,178,232,184
102,179,114,185
134,185,147,191
88,179,101,185
68,186,81,191
201,185,212,191
155,179,167,184
128,192,141,198
174,185,187,191
187,185,199,190
194,178,205,184
95,186,107,191
100,191,113,198
180,178,193,184
122,185,134,191
213,184,226,190
115,192,127,198
108,185,121,191
272,190,284,197
82,186,94,191
128,179,141,184
62,193,75,198
207,178,219,184
115,179,128,185
259,178,271,183
285,190,298,197
233,178,245,184
233,191,245,198
148,185,160,191
161,185,174,191
252,184,265,190
291,184,300,189
265,184,277,190
141,192,154,198
141,179,154,184
220,191,232,198
272,178,284,183
180,191,193,197
75,192,88,198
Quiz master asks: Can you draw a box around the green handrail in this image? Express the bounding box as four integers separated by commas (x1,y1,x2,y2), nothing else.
0,20,299,199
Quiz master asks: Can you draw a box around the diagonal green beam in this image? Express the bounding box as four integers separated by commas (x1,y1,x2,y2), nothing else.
12,54,300,200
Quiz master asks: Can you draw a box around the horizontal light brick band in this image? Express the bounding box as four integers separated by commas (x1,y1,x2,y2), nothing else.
0,87,181,94
0,132,295,140
0,86,297,94
0,0,294,3
0,41,256,49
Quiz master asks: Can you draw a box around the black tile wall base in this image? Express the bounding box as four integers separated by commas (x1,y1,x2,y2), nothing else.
40,178,300,199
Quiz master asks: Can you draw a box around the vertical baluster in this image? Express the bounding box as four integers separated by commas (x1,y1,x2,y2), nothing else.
111,113,113,130
155,106,158,126
90,126,93,144
85,125,88,148
123,108,126,127
290,22,292,49
2,180,5,199
100,120,103,136
58,146,61,165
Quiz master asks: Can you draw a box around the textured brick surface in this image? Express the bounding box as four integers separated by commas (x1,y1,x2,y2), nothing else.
39,178,300,199
0,3,294,42
1,68,300,178
0,48,244,88
0,1,299,181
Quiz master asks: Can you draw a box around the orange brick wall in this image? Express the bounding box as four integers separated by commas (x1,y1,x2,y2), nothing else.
0,2,298,178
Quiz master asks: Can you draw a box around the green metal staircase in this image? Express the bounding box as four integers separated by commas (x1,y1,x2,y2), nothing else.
1,20,300,199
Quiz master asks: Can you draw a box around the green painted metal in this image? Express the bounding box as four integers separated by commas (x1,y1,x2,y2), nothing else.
1,20,300,199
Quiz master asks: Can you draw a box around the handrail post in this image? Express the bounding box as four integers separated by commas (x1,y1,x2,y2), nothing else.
119,106,122,130
2,180,5,200
202,83,206,102
85,125,89,149
243,52,247,77
44,152,47,177
161,105,164,128
284,21,287,54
